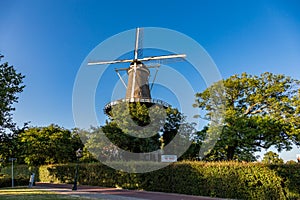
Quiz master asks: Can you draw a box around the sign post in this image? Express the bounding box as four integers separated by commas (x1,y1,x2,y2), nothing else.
8,158,17,188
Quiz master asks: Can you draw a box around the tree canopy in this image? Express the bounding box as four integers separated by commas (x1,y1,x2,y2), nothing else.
18,124,83,166
195,72,300,161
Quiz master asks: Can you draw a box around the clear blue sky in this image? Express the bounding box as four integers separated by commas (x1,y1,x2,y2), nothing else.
0,0,300,161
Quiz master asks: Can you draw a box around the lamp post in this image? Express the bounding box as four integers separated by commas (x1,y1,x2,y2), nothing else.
72,148,82,191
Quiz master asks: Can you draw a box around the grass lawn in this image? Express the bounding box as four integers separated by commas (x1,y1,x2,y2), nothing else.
0,187,95,200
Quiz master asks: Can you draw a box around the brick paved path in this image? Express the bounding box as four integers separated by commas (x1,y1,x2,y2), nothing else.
35,182,228,200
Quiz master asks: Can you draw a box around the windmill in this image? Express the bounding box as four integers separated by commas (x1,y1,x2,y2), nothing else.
88,28,186,116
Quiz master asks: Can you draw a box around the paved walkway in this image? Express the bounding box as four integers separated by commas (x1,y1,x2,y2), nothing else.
35,183,228,200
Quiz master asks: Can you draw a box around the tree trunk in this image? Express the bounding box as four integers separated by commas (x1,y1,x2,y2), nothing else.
226,146,236,160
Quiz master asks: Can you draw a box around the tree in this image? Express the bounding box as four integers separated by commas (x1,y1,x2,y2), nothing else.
0,54,25,133
262,151,284,164
195,72,300,161
82,102,196,161
18,124,83,166
0,54,25,165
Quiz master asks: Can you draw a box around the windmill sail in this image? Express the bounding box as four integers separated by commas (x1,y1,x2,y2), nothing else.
87,27,186,115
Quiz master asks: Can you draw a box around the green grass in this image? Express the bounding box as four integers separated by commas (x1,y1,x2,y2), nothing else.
0,187,95,200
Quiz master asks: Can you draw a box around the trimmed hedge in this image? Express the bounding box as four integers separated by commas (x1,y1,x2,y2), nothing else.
1,165,31,179
0,165,32,188
0,177,29,188
37,161,300,200
2,162,299,199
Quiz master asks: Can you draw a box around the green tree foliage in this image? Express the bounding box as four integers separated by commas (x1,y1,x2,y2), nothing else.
195,72,300,161
18,124,83,166
0,132,18,166
262,151,284,164
161,107,183,150
106,102,163,153
0,54,25,165
0,123,29,166
0,55,25,132
79,125,123,161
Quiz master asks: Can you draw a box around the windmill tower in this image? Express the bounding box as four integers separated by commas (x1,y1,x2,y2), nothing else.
88,28,186,116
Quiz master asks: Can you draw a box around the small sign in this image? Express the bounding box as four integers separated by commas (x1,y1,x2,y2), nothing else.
161,155,177,162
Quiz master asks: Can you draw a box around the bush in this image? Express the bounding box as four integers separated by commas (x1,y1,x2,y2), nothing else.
37,161,299,200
